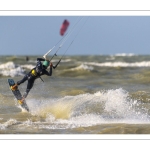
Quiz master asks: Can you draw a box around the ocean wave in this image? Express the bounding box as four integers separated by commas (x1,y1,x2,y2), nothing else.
0,61,25,77
1,88,149,131
0,119,17,130
0,61,16,69
114,53,136,57
70,64,94,71
52,59,72,63
84,61,150,67
106,56,115,61
22,88,150,130
21,64,35,70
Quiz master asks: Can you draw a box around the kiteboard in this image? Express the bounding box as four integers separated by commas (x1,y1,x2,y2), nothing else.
8,79,29,112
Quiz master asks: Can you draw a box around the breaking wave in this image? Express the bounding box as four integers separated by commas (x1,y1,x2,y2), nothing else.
0,61,35,77
84,61,150,67
15,88,149,129
1,88,150,131
0,62,25,77
70,64,94,71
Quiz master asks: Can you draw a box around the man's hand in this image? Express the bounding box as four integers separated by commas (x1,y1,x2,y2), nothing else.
50,62,53,68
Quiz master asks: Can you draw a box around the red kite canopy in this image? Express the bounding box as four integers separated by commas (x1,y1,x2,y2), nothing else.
60,19,70,36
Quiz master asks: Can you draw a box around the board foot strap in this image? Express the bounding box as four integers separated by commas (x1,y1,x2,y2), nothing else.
18,100,23,105
10,84,18,91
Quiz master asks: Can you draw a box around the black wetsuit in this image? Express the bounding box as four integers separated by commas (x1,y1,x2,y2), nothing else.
17,58,52,98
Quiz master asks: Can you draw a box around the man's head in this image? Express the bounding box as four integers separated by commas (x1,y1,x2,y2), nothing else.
43,60,50,69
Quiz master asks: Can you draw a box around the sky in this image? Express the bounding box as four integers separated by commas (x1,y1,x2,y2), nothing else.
1,16,150,56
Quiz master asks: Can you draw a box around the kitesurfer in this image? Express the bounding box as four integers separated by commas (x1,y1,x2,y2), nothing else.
11,58,53,104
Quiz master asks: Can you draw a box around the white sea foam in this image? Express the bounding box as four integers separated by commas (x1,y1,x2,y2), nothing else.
0,61,25,77
23,88,150,130
84,61,150,67
114,53,135,57
51,59,72,63
21,64,35,70
0,61,16,69
0,88,147,131
0,119,17,130
70,64,94,71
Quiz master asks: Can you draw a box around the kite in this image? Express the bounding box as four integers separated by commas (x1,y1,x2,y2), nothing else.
60,19,70,36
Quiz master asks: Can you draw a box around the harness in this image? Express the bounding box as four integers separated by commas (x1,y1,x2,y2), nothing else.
31,69,37,76
30,61,44,82
31,60,43,77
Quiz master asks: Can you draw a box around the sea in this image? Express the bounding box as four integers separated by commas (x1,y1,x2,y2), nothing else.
1,54,150,138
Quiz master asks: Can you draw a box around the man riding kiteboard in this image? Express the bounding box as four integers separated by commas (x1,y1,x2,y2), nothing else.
11,58,53,104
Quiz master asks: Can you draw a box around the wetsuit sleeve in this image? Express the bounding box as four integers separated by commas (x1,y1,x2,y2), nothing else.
37,58,45,61
44,67,52,76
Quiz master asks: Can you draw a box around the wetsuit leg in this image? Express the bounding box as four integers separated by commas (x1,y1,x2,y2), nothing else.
22,89,30,99
17,74,28,85
22,77,35,98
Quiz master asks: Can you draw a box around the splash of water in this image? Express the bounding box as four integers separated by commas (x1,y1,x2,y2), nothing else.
24,88,150,129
